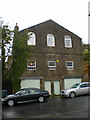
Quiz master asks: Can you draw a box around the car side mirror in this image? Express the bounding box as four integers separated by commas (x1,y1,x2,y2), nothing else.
15,92,21,96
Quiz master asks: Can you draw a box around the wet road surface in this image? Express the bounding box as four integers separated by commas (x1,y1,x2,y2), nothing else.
2,95,90,118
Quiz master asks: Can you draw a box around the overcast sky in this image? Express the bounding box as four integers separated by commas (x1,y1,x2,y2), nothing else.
0,0,89,44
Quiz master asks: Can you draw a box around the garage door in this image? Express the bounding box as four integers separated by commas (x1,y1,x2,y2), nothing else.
45,81,51,95
21,79,40,89
64,78,81,89
54,80,60,95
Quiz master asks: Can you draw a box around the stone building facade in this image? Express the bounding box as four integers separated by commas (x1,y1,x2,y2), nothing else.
16,20,83,95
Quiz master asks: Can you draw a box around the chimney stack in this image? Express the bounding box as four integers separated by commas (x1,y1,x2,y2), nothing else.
14,23,19,32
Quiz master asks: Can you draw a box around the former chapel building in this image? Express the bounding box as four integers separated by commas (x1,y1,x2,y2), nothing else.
14,20,84,95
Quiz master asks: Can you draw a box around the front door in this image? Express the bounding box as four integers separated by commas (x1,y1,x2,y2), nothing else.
54,80,60,95
45,81,51,95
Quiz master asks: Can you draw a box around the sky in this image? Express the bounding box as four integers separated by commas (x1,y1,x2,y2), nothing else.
0,0,89,44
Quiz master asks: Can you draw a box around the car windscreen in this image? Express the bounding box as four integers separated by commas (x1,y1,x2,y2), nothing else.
71,83,79,88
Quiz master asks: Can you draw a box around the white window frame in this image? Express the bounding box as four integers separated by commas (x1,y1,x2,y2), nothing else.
64,35,72,48
27,60,36,70
48,61,56,70
47,34,55,47
27,32,36,46
66,61,74,70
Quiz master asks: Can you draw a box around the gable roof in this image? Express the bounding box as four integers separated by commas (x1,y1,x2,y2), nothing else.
20,19,82,39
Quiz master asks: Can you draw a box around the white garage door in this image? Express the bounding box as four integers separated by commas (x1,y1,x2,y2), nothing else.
21,79,40,89
54,80,60,95
45,81,51,95
64,78,81,89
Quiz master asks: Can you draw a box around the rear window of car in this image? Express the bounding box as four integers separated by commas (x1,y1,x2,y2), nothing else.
80,84,87,88
87,83,90,87
80,83,90,88
28,88,40,93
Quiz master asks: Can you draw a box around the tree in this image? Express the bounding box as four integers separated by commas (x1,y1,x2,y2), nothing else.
0,18,13,93
12,25,31,92
83,44,90,81
83,44,90,62
0,19,31,93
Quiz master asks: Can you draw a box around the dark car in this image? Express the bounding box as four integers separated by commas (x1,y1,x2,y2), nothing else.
1,88,50,107
2,90,8,98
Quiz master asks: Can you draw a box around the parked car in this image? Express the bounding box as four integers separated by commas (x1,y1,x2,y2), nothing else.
60,82,90,98
1,88,50,107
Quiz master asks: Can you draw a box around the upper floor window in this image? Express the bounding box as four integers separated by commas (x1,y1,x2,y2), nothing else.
27,32,36,46
64,35,72,48
66,61,74,70
27,60,36,70
48,61,56,70
47,34,55,47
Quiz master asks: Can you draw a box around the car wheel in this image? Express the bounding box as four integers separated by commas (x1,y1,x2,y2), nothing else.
38,96,44,103
7,99,15,107
69,92,76,98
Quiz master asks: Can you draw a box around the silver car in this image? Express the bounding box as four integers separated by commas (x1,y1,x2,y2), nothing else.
60,82,90,98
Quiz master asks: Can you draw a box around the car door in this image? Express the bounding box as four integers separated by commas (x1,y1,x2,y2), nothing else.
87,83,90,94
27,88,40,100
15,89,29,102
77,83,88,96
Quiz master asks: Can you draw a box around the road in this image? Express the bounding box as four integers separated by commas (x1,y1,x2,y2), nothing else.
2,95,90,118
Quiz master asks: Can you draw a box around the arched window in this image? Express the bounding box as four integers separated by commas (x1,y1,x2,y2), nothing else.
27,32,36,45
64,35,72,48
47,34,55,47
